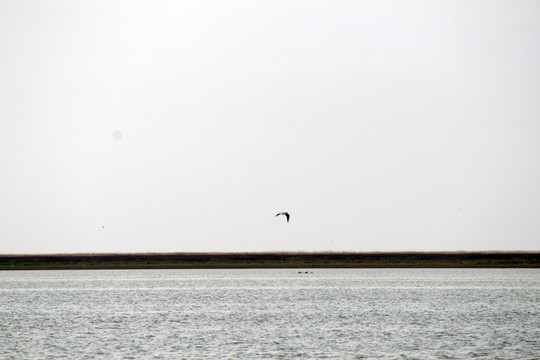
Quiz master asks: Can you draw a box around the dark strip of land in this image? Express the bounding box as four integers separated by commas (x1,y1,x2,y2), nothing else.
0,252,538,270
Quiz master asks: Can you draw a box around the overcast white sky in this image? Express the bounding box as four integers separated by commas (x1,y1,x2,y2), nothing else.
1,0,539,254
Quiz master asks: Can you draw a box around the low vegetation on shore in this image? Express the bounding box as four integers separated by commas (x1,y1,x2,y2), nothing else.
0,251,538,270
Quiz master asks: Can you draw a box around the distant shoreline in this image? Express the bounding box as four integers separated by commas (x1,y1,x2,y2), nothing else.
0,251,538,270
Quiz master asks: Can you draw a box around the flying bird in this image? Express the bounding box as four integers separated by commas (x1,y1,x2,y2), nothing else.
275,212,290,223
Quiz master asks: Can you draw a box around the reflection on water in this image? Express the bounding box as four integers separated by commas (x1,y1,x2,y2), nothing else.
0,269,539,359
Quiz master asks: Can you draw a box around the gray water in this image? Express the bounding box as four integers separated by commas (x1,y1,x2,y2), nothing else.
0,269,538,359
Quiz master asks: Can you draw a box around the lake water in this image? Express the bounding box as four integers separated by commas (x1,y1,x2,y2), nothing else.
0,269,538,359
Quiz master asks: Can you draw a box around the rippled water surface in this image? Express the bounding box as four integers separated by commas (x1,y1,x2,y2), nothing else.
0,269,539,359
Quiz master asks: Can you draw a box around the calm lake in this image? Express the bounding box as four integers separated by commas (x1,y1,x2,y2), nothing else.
0,269,538,359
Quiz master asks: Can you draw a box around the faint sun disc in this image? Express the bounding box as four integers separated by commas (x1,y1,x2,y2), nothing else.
112,130,123,141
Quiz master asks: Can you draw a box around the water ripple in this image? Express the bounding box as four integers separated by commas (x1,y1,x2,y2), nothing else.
0,268,538,359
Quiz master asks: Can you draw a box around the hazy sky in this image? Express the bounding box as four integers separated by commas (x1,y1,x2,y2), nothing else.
1,1,539,254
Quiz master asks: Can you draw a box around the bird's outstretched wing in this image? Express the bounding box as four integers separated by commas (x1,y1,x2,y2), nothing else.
275,212,290,222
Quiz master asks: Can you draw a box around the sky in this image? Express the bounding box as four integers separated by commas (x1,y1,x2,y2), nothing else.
0,0,539,254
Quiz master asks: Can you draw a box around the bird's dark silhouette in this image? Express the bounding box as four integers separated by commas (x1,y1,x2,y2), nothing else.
275,212,290,223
